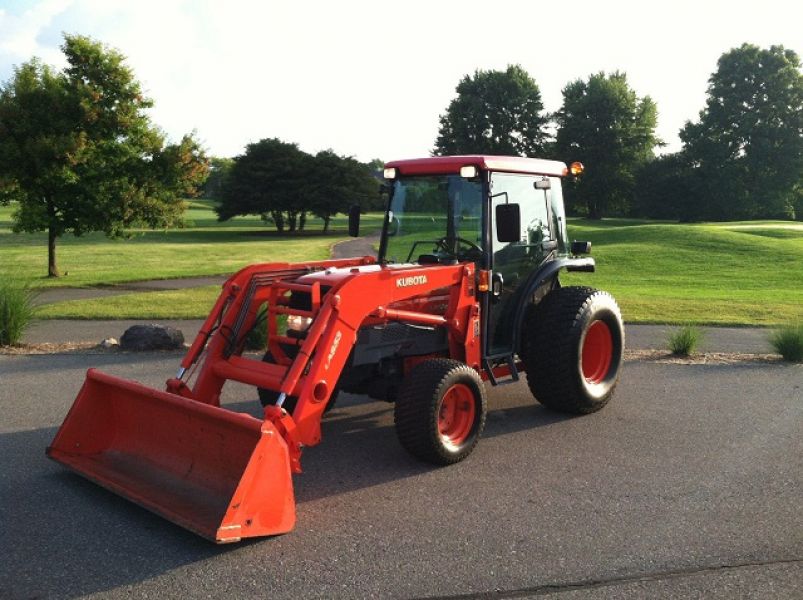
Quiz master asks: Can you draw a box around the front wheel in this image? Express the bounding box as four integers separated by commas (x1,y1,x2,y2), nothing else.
522,286,624,414
394,359,487,465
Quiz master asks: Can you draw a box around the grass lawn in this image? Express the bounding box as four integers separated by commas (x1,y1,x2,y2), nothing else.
562,219,803,325
37,286,223,319
0,200,383,288
3,200,801,325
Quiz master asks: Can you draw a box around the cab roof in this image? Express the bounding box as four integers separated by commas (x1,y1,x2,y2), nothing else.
384,155,567,177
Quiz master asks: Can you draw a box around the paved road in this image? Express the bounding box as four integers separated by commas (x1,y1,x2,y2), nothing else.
1,353,800,598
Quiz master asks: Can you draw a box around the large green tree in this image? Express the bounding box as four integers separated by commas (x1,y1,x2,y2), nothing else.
434,65,549,156
202,157,234,200
555,71,660,219
307,150,378,232
217,140,379,232
0,35,208,277
216,138,310,232
680,44,803,220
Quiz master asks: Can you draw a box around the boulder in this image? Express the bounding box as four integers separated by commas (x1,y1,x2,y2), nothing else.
120,324,184,351
100,337,119,349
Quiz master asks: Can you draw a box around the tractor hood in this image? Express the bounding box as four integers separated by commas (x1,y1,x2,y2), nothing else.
296,263,429,287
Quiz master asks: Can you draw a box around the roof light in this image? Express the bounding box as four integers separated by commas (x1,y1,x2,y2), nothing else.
460,165,478,178
569,161,585,176
383,167,397,179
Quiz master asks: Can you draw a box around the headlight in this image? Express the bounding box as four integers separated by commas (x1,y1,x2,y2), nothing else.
287,314,313,332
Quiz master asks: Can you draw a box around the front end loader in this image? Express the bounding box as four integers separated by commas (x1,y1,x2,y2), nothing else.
48,155,625,542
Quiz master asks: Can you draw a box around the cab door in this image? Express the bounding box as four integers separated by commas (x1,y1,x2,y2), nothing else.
485,172,555,358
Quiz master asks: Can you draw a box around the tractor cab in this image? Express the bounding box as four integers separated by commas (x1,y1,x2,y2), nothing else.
352,155,584,365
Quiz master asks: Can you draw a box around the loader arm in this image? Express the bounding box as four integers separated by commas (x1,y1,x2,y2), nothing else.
170,260,479,451
285,261,480,448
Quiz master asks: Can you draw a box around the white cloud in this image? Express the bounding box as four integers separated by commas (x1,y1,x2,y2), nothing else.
0,0,73,67
1,0,801,161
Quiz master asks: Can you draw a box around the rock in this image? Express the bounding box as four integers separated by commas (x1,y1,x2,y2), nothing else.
120,324,184,351
100,337,119,349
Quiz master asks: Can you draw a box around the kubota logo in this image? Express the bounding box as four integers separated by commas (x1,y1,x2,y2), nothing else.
397,275,428,288
325,330,342,370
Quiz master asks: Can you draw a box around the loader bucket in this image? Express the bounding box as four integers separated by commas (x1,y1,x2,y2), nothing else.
47,369,296,543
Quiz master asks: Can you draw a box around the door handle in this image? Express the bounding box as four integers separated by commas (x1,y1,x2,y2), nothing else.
491,272,504,302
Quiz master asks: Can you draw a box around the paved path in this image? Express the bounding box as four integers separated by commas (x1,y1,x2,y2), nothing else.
32,233,380,307
24,234,774,354
1,354,800,598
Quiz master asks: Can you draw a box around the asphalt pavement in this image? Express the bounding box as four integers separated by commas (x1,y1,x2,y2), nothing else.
0,353,800,598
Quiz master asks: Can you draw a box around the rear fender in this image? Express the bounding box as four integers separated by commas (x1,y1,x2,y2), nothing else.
510,257,595,356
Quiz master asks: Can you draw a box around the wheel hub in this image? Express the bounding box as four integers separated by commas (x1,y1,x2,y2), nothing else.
438,383,475,446
582,320,613,384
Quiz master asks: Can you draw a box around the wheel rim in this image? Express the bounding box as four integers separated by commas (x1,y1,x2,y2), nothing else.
582,320,614,384
438,384,476,447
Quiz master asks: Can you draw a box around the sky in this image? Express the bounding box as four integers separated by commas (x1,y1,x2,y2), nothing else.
1,0,801,163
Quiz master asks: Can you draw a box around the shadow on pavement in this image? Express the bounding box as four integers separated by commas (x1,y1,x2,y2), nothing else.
0,390,568,598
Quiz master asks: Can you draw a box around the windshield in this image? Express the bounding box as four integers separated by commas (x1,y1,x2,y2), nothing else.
381,175,484,264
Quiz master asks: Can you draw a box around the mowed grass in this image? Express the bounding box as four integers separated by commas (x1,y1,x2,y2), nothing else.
0,201,382,288
3,200,801,325
38,286,222,319
562,219,803,325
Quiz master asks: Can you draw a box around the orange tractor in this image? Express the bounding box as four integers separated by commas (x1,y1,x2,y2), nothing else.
48,155,624,543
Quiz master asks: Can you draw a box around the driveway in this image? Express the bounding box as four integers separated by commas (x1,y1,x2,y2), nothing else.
0,353,800,598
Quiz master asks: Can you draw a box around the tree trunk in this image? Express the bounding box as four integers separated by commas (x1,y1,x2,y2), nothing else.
322,214,331,233
46,198,61,277
287,211,297,232
587,199,602,220
271,210,285,232
299,212,307,231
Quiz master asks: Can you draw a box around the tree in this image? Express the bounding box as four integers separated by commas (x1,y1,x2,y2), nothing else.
434,65,549,156
217,140,380,233
217,138,310,232
680,44,803,220
202,157,234,200
0,35,208,277
633,153,698,221
555,71,660,219
307,151,378,232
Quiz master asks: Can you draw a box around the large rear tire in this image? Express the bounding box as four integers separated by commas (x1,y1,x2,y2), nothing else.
522,286,624,414
394,359,487,465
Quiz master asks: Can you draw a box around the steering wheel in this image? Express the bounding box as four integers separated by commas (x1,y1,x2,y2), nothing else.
433,236,482,257
435,236,482,259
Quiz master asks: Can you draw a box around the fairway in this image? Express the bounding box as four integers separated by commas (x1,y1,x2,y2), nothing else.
2,202,801,326
0,201,381,288
562,219,803,325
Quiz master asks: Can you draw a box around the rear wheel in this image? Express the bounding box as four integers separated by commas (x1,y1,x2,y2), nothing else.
394,359,487,465
522,286,624,414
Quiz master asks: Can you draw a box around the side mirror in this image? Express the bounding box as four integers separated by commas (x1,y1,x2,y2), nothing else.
495,203,521,243
348,205,360,237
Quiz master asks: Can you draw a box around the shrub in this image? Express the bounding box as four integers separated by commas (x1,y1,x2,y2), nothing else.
243,303,268,351
769,323,803,362
0,278,39,346
667,324,702,356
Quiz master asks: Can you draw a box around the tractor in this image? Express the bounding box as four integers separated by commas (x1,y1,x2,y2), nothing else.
48,155,625,543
